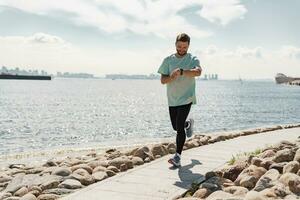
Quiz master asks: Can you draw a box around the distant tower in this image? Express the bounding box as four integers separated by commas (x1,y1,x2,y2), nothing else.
215,74,218,80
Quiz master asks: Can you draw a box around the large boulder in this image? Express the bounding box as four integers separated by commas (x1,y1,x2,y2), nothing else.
293,149,300,162
132,146,154,160
283,161,300,174
279,173,300,194
150,144,168,157
273,149,295,163
253,169,280,192
58,179,82,189
70,168,95,186
234,165,267,189
108,156,133,169
222,161,248,182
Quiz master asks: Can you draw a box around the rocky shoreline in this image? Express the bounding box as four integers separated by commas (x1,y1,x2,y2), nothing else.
0,124,300,200
179,139,300,199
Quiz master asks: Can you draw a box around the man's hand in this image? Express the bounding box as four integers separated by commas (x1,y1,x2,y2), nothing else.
170,68,180,79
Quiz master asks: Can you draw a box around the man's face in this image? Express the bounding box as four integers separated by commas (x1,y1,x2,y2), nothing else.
176,41,189,56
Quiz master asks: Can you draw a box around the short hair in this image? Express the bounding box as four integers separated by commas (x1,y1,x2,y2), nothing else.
176,33,190,44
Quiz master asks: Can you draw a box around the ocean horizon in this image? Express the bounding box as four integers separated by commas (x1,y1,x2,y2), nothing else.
1,78,299,158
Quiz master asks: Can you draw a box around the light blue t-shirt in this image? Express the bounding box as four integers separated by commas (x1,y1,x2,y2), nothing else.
157,53,200,107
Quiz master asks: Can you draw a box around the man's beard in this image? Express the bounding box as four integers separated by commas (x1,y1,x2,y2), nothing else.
176,50,187,56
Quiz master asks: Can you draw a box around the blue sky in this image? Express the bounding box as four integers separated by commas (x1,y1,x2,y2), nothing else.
0,0,300,79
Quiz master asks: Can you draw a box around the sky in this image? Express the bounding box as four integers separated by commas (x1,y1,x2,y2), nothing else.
0,0,300,79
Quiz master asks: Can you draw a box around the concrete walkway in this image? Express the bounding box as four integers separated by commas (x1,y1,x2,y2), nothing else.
60,127,300,200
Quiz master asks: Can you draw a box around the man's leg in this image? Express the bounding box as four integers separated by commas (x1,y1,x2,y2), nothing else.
169,106,177,131
175,103,192,155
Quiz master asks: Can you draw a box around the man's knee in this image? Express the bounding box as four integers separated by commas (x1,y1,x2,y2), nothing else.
176,129,185,135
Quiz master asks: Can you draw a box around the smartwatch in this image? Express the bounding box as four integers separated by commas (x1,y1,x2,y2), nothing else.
180,68,183,76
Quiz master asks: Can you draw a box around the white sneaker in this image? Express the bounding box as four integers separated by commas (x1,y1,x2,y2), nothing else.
185,118,194,138
168,154,181,167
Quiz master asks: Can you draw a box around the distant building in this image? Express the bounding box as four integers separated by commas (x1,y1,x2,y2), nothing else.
201,73,218,80
56,72,94,78
1,66,50,76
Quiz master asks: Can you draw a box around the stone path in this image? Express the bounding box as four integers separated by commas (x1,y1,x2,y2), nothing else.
60,127,300,200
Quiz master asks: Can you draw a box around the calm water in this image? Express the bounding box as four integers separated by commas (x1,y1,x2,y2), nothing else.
0,78,299,156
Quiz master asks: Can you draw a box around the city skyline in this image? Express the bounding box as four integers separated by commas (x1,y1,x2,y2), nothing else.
0,0,300,79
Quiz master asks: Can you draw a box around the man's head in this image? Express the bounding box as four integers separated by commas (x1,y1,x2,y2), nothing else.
175,33,190,56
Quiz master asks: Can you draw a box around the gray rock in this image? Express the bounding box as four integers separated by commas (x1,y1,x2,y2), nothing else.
92,171,108,182
166,143,176,151
108,157,133,169
251,157,263,167
224,186,248,196
279,172,300,194
260,159,274,170
92,166,106,174
51,167,71,177
87,160,108,169
4,173,26,193
206,190,233,200
269,162,287,173
58,179,82,189
26,167,45,175
43,159,58,167
244,191,263,200
273,149,295,163
42,188,74,195
0,173,12,183
168,148,176,154
60,158,84,167
132,146,153,160
70,164,93,174
120,164,127,172
0,192,12,199
4,197,21,200
192,188,211,198
14,187,28,197
150,144,168,157
283,161,300,174
70,169,94,186
40,179,60,191
105,170,116,178
106,166,119,173
131,157,144,166
235,165,267,190
272,182,289,198
253,169,280,192
36,194,59,200
185,140,199,149
284,194,300,199
19,193,37,200
222,161,247,182
294,148,300,162
261,149,276,158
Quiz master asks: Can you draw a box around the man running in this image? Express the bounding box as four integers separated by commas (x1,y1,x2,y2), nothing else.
157,33,202,167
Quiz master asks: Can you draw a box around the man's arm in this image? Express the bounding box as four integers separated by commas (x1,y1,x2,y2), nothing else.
160,68,181,84
183,66,202,78
160,74,173,84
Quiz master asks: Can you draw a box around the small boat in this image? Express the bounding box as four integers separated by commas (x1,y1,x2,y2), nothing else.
0,73,52,80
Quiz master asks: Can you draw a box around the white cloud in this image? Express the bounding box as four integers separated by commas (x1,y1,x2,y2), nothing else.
0,0,247,38
0,32,163,75
193,45,300,79
196,46,263,59
197,0,247,26
280,46,300,59
236,47,262,58
1,34,300,79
